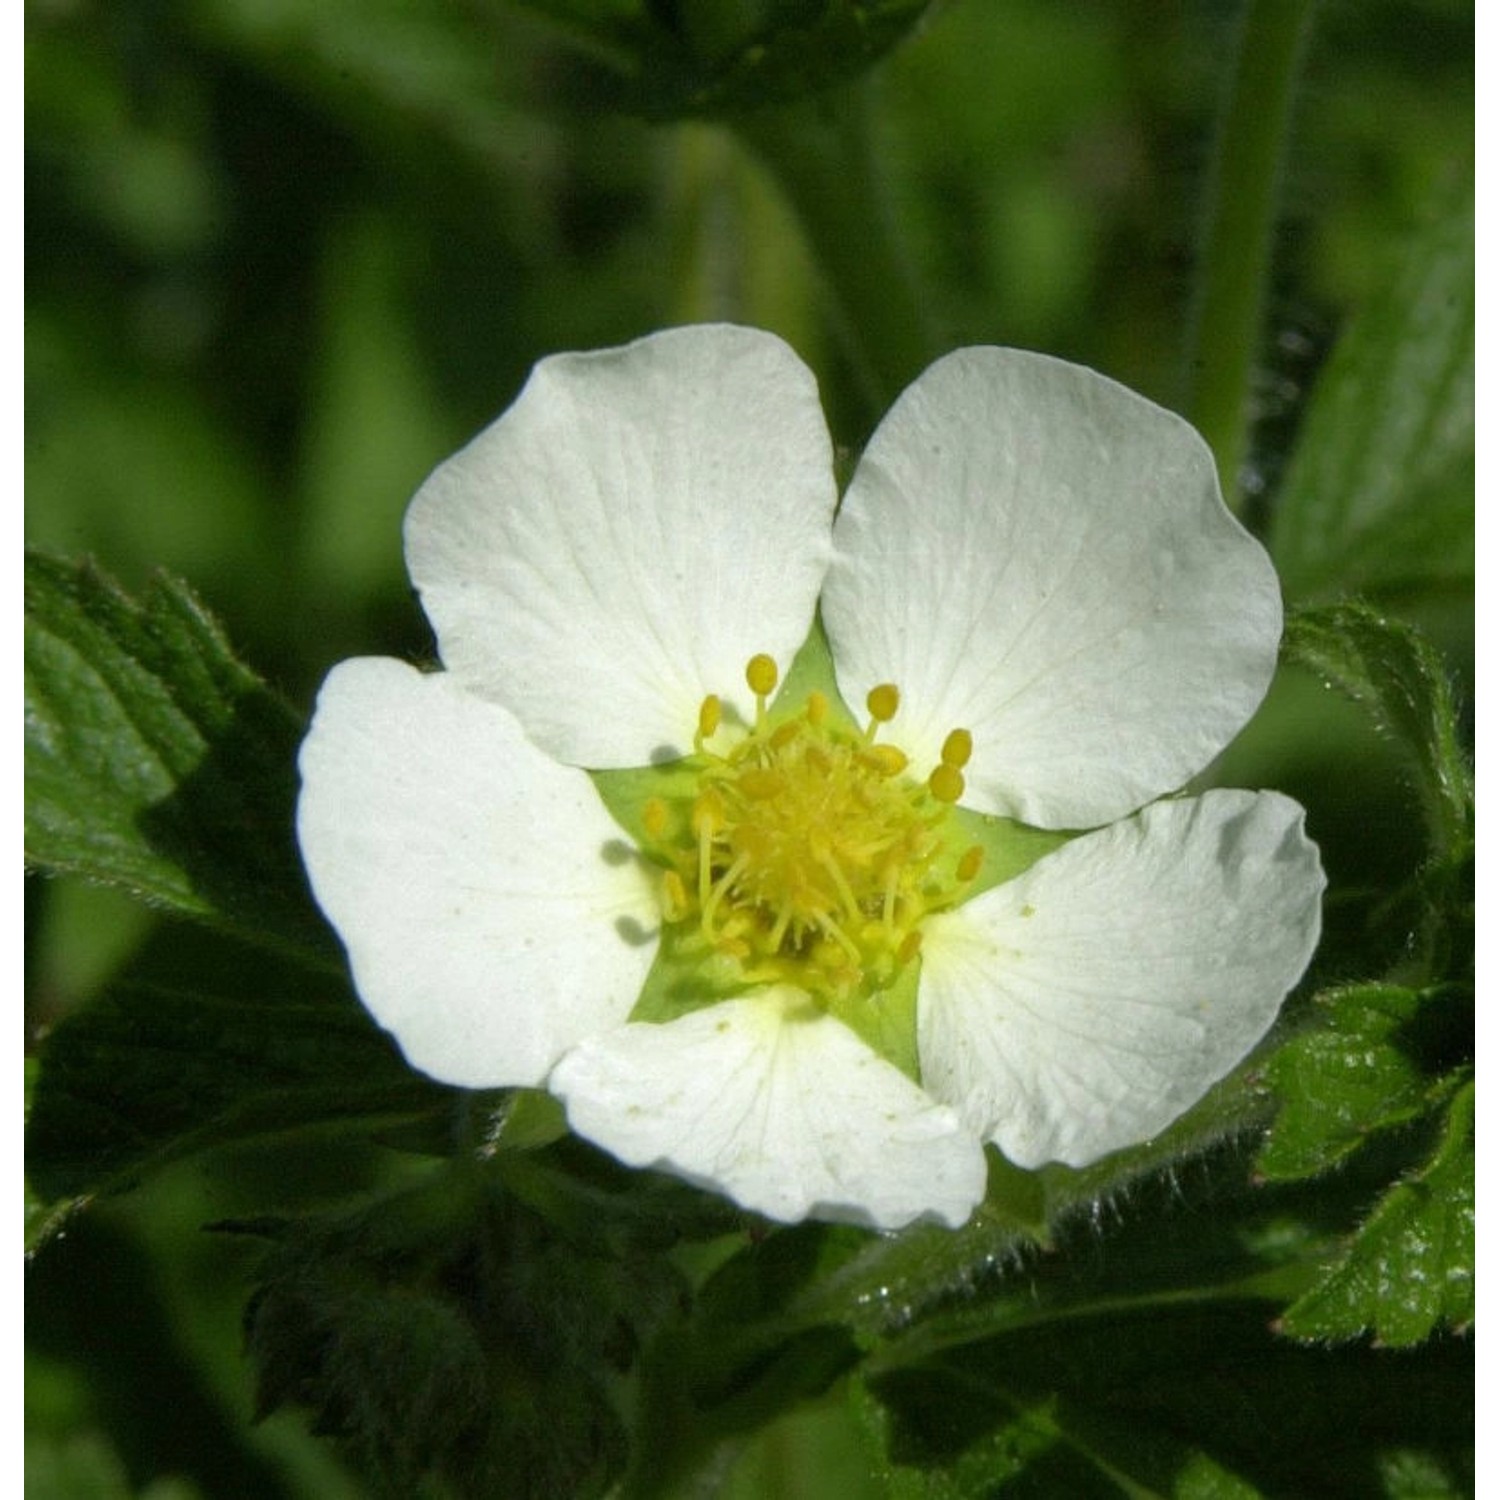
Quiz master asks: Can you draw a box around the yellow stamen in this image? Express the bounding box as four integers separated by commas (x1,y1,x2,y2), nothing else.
941,728,973,769
662,869,689,921
697,695,722,742
863,744,909,778
657,649,979,1005
929,763,965,804
746,654,779,699
866,682,900,725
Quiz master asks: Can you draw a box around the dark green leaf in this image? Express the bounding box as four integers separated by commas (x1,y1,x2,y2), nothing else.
25,959,454,1211
238,1161,682,1500
846,1155,1468,1494
1268,193,1473,602
865,1293,1471,1499
24,553,334,961
1279,1079,1473,1347
514,0,935,118
1281,604,1472,868
625,1225,863,1498
1256,984,1443,1182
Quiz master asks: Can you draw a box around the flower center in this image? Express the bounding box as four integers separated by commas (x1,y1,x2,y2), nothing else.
642,654,982,1002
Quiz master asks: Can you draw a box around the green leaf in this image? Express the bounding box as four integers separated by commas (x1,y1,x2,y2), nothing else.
238,1160,687,1500
512,0,935,118
25,954,456,1213
1280,604,1472,868
865,1299,1471,1498
1268,192,1473,602
838,1152,1469,1494
625,1224,863,1499
24,553,333,961
1279,1079,1473,1347
1255,984,1447,1182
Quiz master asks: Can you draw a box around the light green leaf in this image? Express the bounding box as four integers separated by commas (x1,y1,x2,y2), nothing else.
1268,193,1472,601
25,553,333,961
1279,1079,1473,1347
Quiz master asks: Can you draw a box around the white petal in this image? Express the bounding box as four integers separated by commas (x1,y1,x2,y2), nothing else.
823,348,1282,828
917,790,1323,1168
405,325,836,768
550,988,986,1229
296,658,658,1088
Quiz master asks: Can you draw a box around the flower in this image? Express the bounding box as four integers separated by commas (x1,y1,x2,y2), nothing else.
296,324,1324,1231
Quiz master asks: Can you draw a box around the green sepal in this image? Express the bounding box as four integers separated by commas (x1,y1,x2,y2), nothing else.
490,1087,571,1152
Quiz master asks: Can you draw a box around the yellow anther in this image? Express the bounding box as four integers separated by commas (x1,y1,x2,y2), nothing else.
929,763,965,804
739,768,783,800
746,654,779,698
655,660,972,1006
662,869,689,920
864,744,909,778
697,695,722,741
941,728,973,769
691,788,725,835
642,797,669,841
866,683,900,724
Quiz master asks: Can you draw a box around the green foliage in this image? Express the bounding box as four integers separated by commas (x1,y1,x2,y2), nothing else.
1278,1082,1473,1348
1256,984,1454,1181
509,0,934,118
1268,192,1473,604
25,554,334,961
236,1157,683,1500
856,1165,1471,1498
1255,983,1473,1349
25,965,455,1222
1281,603,1472,869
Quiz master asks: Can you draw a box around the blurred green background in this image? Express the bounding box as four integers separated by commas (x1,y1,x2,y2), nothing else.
26,1,1472,1495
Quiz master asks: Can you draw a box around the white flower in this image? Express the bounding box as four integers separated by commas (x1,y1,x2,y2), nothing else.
296,324,1324,1232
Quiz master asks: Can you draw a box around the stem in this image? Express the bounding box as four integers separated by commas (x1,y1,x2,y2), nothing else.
732,85,938,430
1183,0,1317,510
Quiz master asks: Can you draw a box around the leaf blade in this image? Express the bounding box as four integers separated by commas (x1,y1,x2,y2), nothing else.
1268,193,1473,602
24,553,333,961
